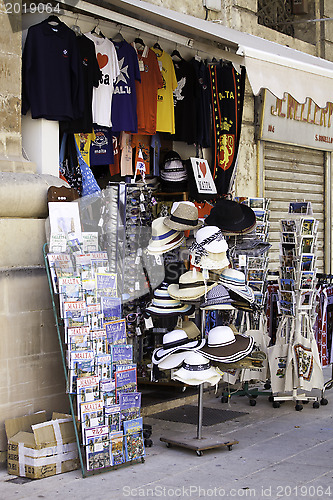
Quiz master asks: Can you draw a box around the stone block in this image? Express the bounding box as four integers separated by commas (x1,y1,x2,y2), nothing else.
40,309,61,355
2,312,42,359
0,53,21,96
0,218,46,268
6,134,21,158
6,268,52,314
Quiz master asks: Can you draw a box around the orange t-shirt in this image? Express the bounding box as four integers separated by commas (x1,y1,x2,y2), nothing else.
133,45,163,135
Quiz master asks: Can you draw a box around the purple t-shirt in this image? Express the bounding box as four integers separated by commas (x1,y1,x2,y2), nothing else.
111,40,141,133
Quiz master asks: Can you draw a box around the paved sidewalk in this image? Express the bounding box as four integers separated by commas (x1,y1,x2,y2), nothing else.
0,379,332,500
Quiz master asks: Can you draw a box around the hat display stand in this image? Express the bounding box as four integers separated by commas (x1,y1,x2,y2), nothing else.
159,307,239,456
220,197,272,406
267,202,326,411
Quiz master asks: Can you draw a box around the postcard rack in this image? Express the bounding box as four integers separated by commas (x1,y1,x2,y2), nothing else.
269,201,325,410
42,184,153,478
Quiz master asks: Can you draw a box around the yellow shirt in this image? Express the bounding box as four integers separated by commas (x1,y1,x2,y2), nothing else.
151,48,178,134
75,132,95,167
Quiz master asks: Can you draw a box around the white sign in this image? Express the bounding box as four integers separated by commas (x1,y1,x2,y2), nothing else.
190,157,217,195
259,90,333,151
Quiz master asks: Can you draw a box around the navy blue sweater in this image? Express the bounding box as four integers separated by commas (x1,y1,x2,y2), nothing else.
22,18,84,121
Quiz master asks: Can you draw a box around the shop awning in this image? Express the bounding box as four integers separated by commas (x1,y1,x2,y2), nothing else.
105,0,333,107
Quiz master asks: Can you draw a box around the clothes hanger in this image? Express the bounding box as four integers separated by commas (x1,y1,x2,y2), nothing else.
153,39,162,52
113,26,125,43
171,46,183,60
70,14,82,36
134,36,145,48
91,20,105,39
46,15,60,26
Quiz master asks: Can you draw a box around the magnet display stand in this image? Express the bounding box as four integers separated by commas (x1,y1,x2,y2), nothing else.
159,310,239,456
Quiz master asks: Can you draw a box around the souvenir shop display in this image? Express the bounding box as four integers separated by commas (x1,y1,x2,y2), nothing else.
43,184,161,477
267,202,325,410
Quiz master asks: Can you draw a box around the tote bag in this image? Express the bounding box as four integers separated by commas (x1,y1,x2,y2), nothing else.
292,314,324,391
241,315,270,382
267,316,294,394
74,140,101,197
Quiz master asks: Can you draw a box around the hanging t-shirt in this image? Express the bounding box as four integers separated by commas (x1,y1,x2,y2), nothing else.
22,19,84,121
75,132,95,166
111,40,141,133
61,35,102,134
172,58,199,145
190,58,211,148
90,126,114,166
85,33,120,127
133,45,163,135
151,48,178,134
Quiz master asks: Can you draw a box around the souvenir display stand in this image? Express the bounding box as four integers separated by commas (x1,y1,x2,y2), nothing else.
43,184,155,478
159,310,239,456
268,202,325,410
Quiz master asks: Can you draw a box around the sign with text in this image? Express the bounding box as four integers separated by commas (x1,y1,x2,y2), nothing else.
259,90,333,151
190,158,217,195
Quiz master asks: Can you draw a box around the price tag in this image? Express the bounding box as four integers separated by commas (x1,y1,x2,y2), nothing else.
139,60,145,71
155,255,162,265
202,268,209,280
135,256,141,265
136,327,142,336
144,316,154,329
140,193,145,202
140,203,146,212
135,281,140,291
137,248,143,257
98,217,104,227
238,254,247,267
158,61,162,72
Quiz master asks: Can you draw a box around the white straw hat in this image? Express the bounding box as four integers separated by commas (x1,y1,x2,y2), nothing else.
172,351,222,386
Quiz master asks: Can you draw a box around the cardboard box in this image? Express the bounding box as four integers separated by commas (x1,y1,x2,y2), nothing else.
5,411,79,479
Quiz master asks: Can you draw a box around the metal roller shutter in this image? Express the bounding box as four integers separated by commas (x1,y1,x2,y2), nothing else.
264,142,325,272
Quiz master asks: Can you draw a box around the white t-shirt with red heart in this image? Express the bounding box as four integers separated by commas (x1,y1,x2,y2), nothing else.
85,33,120,127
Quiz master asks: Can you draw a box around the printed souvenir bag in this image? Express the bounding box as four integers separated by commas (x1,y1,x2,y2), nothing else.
267,316,294,394
292,314,324,391
59,133,83,195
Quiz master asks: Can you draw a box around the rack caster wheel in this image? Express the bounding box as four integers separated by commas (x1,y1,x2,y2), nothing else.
249,399,256,406
227,444,233,451
144,439,153,447
313,401,320,409
221,396,228,403
196,450,203,456
166,443,171,448
268,395,274,403
295,404,303,411
272,401,280,408
264,382,271,390
321,398,328,405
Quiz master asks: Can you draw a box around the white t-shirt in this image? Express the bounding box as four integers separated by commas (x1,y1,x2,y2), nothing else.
85,33,120,127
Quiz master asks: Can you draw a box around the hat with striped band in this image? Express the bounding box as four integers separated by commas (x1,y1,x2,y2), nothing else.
219,267,255,304
164,201,203,231
198,326,254,363
200,284,235,310
145,284,194,317
168,269,217,301
147,217,185,255
171,351,222,386
152,329,206,365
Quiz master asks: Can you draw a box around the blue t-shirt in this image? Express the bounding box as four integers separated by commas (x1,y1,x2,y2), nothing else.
90,126,114,166
111,40,141,133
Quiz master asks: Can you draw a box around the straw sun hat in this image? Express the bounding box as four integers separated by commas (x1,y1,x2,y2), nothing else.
164,201,203,231
168,269,217,302
172,351,222,386
147,217,185,255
